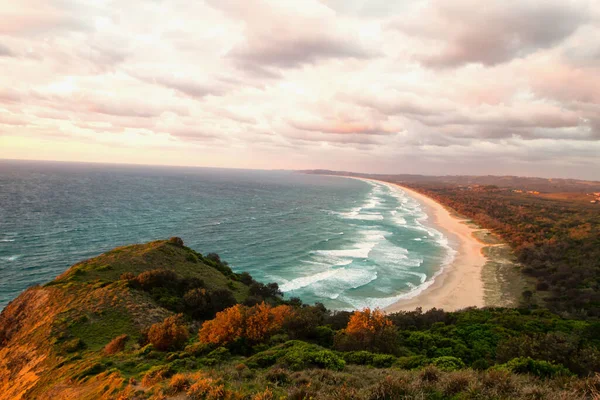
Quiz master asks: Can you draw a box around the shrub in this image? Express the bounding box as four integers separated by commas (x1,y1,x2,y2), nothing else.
252,388,274,400
368,375,411,399
249,282,282,298
372,354,397,368
183,288,212,318
135,269,180,291
61,337,84,353
168,373,190,393
104,334,128,355
186,376,229,400
148,314,189,351
280,344,345,371
239,272,254,286
334,308,398,354
284,305,326,340
314,326,334,347
120,272,136,281
208,289,237,315
431,356,465,371
496,357,572,378
142,365,172,387
472,358,490,370
419,365,440,382
265,367,289,384
481,370,515,395
199,303,294,346
395,355,429,370
206,346,230,361
442,370,473,396
343,351,376,365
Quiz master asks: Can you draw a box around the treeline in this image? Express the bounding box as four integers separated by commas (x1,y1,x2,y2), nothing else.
132,265,600,377
402,184,600,319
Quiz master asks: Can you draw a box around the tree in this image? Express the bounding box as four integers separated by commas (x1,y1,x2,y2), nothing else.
148,314,189,351
334,308,398,354
198,303,294,346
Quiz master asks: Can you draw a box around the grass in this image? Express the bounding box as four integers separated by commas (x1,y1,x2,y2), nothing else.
69,308,138,351
55,240,248,298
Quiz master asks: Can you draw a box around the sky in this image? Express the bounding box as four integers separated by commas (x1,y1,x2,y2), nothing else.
0,0,599,179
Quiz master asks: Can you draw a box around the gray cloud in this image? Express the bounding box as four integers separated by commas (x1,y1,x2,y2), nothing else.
230,35,373,70
150,76,228,99
167,127,221,142
0,43,15,57
394,0,589,67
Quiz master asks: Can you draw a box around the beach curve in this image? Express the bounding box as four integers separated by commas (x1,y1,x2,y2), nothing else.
342,177,490,312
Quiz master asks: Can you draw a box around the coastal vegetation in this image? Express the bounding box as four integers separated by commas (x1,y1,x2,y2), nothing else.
1,238,599,399
401,183,600,318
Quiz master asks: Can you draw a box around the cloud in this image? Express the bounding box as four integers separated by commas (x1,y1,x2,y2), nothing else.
1,0,599,178
0,43,15,57
208,0,374,74
290,119,397,135
165,127,221,142
393,0,590,67
0,1,90,36
150,75,228,99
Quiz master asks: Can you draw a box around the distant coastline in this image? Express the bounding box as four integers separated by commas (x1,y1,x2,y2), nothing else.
340,176,512,312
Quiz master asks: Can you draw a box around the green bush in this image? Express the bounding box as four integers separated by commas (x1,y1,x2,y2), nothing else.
248,341,345,371
496,357,572,378
314,326,334,347
309,350,345,371
395,355,429,370
372,354,397,368
247,350,279,368
343,351,375,365
206,346,230,361
431,356,465,371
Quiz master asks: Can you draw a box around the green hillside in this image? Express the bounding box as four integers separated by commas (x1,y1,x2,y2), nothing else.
0,238,599,399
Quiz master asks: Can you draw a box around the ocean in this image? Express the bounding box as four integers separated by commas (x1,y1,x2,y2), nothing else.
0,160,454,311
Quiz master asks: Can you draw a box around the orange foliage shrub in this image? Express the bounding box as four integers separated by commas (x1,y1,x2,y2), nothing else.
148,314,189,351
346,308,392,335
198,304,245,345
169,373,191,393
186,376,229,400
252,387,274,400
142,366,171,387
335,308,397,353
199,303,294,346
104,334,129,355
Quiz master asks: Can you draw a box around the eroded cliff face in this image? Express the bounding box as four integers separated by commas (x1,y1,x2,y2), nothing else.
0,283,128,399
0,239,239,399
0,287,53,399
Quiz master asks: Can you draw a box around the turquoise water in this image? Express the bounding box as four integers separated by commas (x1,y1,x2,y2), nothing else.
0,160,453,310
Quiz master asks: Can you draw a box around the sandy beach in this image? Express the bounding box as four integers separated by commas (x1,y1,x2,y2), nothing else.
353,178,489,312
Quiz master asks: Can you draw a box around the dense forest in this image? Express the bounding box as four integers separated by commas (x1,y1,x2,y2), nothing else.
399,183,600,319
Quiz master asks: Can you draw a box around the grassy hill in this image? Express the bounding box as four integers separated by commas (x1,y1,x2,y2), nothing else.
1,238,599,399
0,238,257,399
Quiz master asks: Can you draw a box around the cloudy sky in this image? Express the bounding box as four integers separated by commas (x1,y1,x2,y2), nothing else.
1,0,599,179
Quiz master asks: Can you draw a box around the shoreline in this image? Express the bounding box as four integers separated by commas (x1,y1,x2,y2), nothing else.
344,176,492,312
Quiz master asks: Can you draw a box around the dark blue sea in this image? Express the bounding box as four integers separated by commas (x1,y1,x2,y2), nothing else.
0,160,453,310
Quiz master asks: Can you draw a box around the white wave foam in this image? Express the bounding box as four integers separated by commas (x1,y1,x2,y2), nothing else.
0,239,15,242
279,269,340,292
312,268,378,299
1,255,21,262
